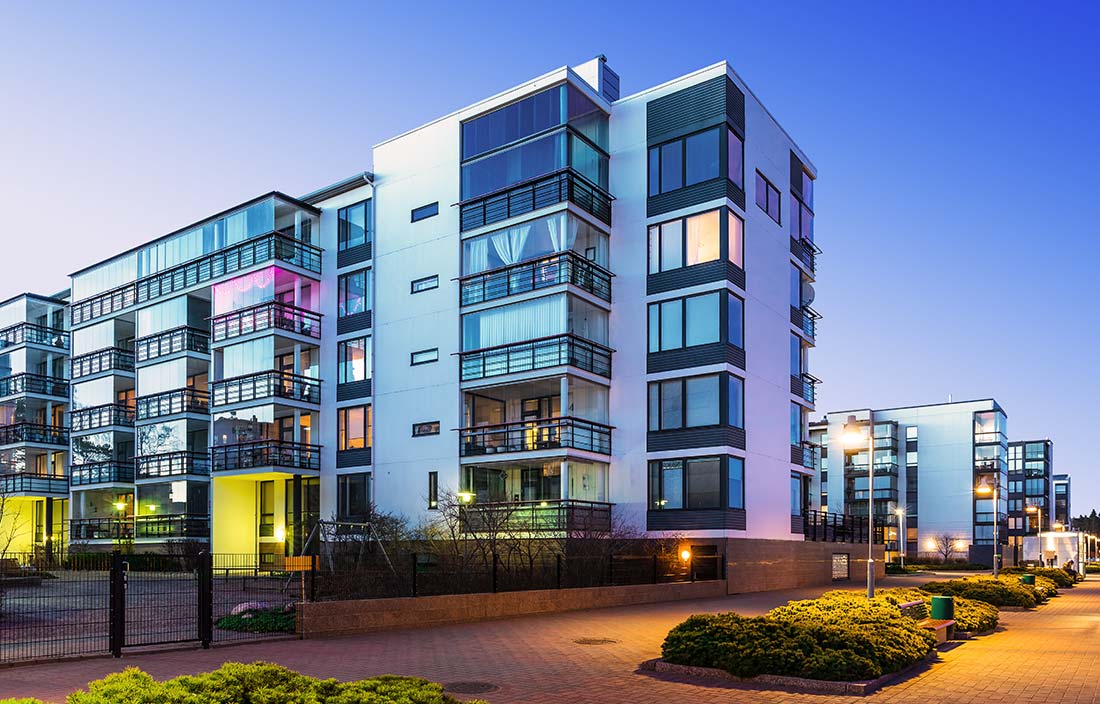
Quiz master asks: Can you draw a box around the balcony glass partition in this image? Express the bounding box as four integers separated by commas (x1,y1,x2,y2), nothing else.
461,293,608,351
461,211,608,275
461,130,607,201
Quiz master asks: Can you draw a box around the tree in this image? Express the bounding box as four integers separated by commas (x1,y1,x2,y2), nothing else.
1072,510,1099,535
933,533,961,563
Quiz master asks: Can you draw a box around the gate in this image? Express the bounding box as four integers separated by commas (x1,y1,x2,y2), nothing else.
109,551,209,656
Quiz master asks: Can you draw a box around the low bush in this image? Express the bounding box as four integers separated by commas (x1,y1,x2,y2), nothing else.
920,574,1051,608
869,587,999,633
1087,563,1100,574
1002,566,1076,588
215,608,295,634
0,662,485,704
906,563,989,571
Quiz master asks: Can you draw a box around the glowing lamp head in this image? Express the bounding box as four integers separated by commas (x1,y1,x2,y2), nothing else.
975,479,993,496
841,415,864,448
113,502,127,512
457,491,475,504
274,526,286,542
1054,522,1064,531
1026,505,1038,514
680,549,692,562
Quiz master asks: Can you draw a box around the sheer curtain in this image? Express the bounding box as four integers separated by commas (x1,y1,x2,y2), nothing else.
465,238,490,274
490,224,531,266
463,295,565,350
547,213,579,253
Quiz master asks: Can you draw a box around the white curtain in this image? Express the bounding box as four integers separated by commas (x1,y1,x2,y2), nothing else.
226,211,249,246
490,224,531,266
547,213,579,253
463,295,565,350
465,238,490,274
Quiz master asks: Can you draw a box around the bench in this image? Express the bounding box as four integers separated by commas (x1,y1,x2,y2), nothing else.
898,599,955,644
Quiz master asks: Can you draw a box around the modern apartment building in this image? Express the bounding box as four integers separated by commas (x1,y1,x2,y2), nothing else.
1,57,836,572
1054,473,1071,528
1006,439,1054,564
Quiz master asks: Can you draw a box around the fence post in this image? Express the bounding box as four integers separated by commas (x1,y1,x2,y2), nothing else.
108,550,125,658
722,552,728,580
608,553,614,586
652,554,659,584
556,553,562,589
198,551,213,649
690,556,696,583
492,552,499,593
309,556,317,602
410,552,418,597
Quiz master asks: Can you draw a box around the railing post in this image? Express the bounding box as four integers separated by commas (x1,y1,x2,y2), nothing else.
492,552,499,593
108,550,125,658
410,552,418,597
309,556,317,602
198,551,213,648
556,553,563,589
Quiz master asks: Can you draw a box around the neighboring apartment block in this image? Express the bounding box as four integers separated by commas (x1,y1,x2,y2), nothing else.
0,56,828,564
1053,473,1071,528
1006,439,1054,564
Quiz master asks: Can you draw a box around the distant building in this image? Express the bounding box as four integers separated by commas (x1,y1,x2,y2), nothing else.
1006,440,1054,565
1054,473,1071,528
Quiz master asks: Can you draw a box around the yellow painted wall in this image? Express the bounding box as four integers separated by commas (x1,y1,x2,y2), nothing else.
211,477,258,556
0,497,39,555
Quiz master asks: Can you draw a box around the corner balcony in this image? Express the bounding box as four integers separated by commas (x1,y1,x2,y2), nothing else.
460,417,611,457
790,236,820,277
134,326,210,365
460,170,612,233
210,301,322,344
70,461,136,486
70,404,135,433
460,334,612,382
0,423,68,447
0,373,69,400
70,231,324,326
0,472,68,496
135,451,211,480
790,442,817,470
211,439,321,474
458,499,612,534
69,518,133,541
791,372,820,404
135,514,210,539
0,323,69,351
460,252,612,307
135,388,210,421
790,305,820,342
210,370,320,407
70,347,135,379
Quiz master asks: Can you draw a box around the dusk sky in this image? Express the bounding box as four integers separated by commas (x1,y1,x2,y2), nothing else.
2,2,1097,510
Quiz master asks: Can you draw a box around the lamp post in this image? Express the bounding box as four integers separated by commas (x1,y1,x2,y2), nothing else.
1026,505,1042,565
976,478,1000,577
842,413,875,599
895,506,906,569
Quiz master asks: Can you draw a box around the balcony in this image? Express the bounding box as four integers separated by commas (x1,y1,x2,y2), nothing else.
211,439,321,473
70,461,136,486
802,511,876,543
460,334,612,382
135,514,210,539
790,236,820,275
135,326,210,364
70,347,135,379
135,451,211,479
210,370,320,407
460,170,612,233
460,252,612,306
790,305,820,341
210,301,321,343
459,499,612,534
0,423,68,446
70,404,135,432
0,472,68,495
791,372,820,404
69,518,133,541
70,231,324,326
460,417,612,457
791,442,817,469
135,388,210,420
0,323,69,350
0,373,69,398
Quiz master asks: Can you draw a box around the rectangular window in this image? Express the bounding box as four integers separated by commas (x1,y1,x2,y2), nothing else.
259,480,274,536
790,403,803,446
411,202,439,222
728,292,744,348
728,457,744,509
337,472,371,520
338,200,372,252
428,471,439,509
728,375,744,429
648,209,735,274
411,275,439,294
728,211,743,268
647,127,721,196
727,129,744,189
411,348,439,365
337,337,371,384
647,292,720,352
337,405,372,450
790,334,803,376
649,455,742,511
755,172,780,224
790,194,814,242
413,421,441,437
648,373,738,431
791,473,805,515
685,457,721,509
338,269,372,317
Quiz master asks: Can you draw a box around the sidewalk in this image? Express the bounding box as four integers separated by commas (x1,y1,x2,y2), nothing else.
1,575,1097,703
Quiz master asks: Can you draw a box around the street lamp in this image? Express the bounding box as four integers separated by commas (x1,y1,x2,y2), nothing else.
975,478,1000,577
842,414,875,599
895,506,906,569
1026,505,1042,565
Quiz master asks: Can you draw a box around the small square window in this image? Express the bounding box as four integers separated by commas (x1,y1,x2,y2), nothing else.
411,275,439,294
411,348,439,365
411,202,439,222
413,421,441,437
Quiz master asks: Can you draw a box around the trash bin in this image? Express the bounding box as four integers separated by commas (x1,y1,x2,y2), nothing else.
930,595,954,620
1021,574,1036,586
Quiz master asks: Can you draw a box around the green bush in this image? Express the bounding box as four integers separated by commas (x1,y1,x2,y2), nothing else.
1002,566,1076,588
906,563,989,571
0,662,486,704
920,575,1049,608
868,587,998,633
216,608,295,634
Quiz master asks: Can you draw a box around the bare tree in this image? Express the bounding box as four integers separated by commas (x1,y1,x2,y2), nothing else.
933,533,960,563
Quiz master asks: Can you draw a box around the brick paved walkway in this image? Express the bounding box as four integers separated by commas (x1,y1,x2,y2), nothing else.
2,574,1099,703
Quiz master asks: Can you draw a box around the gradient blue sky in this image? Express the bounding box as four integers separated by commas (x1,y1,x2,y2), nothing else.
2,2,1097,512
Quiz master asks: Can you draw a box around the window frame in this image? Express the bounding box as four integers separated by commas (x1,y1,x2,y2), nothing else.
648,290,738,353
428,471,439,510
337,404,372,450
337,472,372,520
648,372,743,432
754,171,781,224
336,336,371,385
647,126,723,197
647,207,742,274
412,421,441,437
337,268,372,318
410,348,439,366
647,454,745,512
337,199,373,252
411,202,439,222
410,275,439,294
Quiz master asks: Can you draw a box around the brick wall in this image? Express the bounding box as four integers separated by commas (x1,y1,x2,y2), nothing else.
724,538,886,593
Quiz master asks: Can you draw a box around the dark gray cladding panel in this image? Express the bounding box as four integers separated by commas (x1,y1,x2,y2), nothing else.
647,179,727,218
647,75,744,145
647,426,746,452
336,379,372,402
647,508,746,531
336,447,372,468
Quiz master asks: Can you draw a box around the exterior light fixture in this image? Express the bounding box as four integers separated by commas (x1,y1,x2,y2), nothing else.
274,526,286,542
113,502,126,512
842,413,875,598
457,491,475,504
680,549,692,562
975,477,1000,577
146,505,157,513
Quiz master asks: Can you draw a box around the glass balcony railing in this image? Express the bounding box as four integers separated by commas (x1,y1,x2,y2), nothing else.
0,423,68,446
790,372,820,404
460,334,612,381
69,518,133,541
0,471,68,495
460,252,612,306
789,305,819,340
210,370,321,406
211,439,322,472
459,416,612,456
135,514,210,539
210,301,322,343
135,451,211,479
70,347,135,379
70,404,136,432
135,388,210,420
0,323,70,350
70,231,324,326
460,170,612,233
69,461,136,486
134,326,210,364
0,373,69,398
458,499,613,534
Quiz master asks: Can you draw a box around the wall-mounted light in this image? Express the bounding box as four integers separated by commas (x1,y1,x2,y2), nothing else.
680,549,692,562
457,491,475,504
274,526,286,542
113,502,127,512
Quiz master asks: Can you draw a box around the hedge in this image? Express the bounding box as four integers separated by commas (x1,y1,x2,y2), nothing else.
920,574,1054,608
868,587,999,633
0,662,486,704
215,608,296,634
1001,567,1076,589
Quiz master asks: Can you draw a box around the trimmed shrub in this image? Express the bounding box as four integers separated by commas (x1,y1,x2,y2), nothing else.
1002,567,1076,588
920,575,1049,608
869,587,999,633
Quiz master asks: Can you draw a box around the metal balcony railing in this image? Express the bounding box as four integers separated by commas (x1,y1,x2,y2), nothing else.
210,370,320,406
211,439,322,472
460,252,612,306
460,416,612,456
459,499,613,534
210,301,322,343
791,442,817,469
135,451,211,479
802,511,880,544
0,423,68,446
0,471,68,494
790,236,820,274
134,514,210,539
0,373,69,398
69,461,136,486
135,388,210,420
70,404,135,432
134,326,210,364
70,231,324,326
69,518,133,541
790,305,820,340
791,372,820,404
460,334,612,381
70,347,135,378
460,169,612,232
0,323,69,350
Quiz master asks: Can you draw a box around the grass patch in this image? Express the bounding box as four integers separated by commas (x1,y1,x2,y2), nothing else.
215,608,295,634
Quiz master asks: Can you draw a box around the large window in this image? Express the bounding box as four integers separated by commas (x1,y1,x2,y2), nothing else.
337,337,371,384
461,293,608,350
338,200,372,252
647,209,742,273
728,457,744,509
337,472,371,520
648,127,721,196
790,194,814,242
755,172,781,223
462,211,609,275
790,403,804,446
648,455,743,511
790,334,803,376
337,405,372,450
728,292,744,348
648,373,743,431
647,292,719,352
460,130,608,201
727,129,744,189
338,269,372,317
791,473,806,515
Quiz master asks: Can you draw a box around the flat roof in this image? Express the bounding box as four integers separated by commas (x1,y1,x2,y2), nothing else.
0,291,71,310
300,172,374,205
820,398,1005,420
